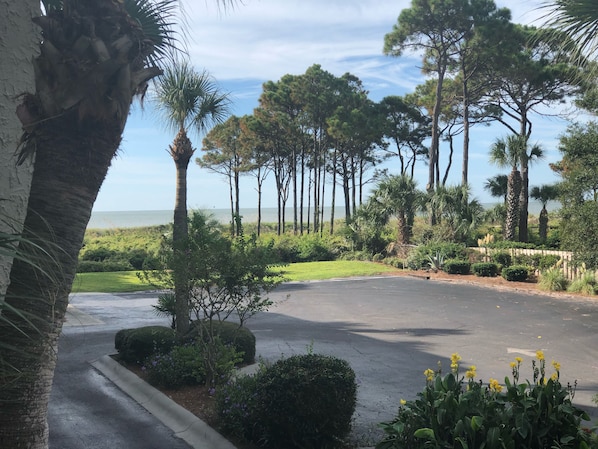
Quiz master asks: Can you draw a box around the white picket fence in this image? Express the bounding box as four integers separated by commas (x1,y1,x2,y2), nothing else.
469,247,596,281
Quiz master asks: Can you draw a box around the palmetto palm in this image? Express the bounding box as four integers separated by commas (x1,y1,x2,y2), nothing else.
370,174,421,245
489,135,525,241
1,1,179,447
154,60,229,335
530,184,559,242
484,174,509,204
540,0,598,67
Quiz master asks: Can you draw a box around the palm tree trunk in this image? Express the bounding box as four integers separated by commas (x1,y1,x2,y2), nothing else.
173,160,190,336
1,110,125,448
539,206,548,242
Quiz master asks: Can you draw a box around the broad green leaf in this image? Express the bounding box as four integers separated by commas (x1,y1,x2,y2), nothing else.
414,428,436,440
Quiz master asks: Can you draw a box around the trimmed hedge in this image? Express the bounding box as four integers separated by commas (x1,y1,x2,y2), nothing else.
491,252,512,267
217,353,357,449
471,262,498,277
183,320,256,364
115,326,176,364
443,259,471,275
501,265,530,282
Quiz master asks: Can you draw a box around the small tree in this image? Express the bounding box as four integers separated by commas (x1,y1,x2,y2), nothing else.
144,211,283,384
530,184,559,243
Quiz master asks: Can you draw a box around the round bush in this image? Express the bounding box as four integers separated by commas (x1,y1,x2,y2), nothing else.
254,354,357,449
183,320,256,364
443,259,471,275
471,262,498,277
143,344,206,388
115,326,176,364
491,251,512,267
501,265,530,282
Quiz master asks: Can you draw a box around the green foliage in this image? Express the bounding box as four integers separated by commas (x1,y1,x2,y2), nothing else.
183,320,256,365
568,271,598,295
267,233,345,263
538,267,569,292
142,344,206,388
406,242,467,270
217,354,357,449
115,326,176,364
78,226,167,273
471,262,499,277
491,251,512,267
383,257,405,269
443,259,471,275
501,265,530,282
377,353,594,449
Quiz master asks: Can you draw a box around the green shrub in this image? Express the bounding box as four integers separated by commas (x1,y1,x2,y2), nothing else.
142,344,206,388
534,254,561,271
217,354,357,449
377,353,594,449
216,372,262,441
538,267,569,292
77,259,133,272
183,320,256,365
471,262,498,277
568,271,598,295
491,251,512,267
443,259,470,275
255,354,357,449
501,265,530,282
114,326,176,364
80,246,116,261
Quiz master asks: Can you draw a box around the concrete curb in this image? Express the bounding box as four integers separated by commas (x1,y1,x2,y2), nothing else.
91,355,237,449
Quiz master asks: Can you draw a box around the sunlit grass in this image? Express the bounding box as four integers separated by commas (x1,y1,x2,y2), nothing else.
72,261,401,293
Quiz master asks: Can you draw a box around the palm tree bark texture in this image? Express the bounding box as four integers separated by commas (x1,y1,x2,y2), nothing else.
0,1,169,447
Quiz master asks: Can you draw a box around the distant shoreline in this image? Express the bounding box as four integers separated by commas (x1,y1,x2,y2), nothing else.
88,202,560,230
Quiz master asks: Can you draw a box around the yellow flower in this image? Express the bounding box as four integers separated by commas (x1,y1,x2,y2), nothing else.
515,357,523,364
536,350,545,361
424,369,435,381
400,399,407,406
551,372,558,382
465,365,477,379
552,360,561,371
451,353,462,364
510,361,517,369
489,378,503,393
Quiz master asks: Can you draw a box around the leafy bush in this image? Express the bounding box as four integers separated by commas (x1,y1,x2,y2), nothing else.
255,354,357,449
533,254,561,271
217,354,357,449
377,352,595,449
568,271,598,295
406,243,467,270
77,259,133,272
114,326,176,364
142,344,206,388
183,320,256,365
538,267,569,292
216,372,262,441
471,262,498,277
80,246,116,261
491,251,512,267
501,265,530,282
443,259,470,275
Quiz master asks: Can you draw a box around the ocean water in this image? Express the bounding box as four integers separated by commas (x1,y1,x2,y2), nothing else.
88,202,559,230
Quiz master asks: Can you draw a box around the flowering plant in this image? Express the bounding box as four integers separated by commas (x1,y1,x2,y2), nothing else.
377,352,597,449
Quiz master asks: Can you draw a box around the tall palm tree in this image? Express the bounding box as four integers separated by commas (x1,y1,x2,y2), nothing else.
0,1,180,447
489,135,525,241
369,174,421,245
154,61,229,335
530,184,559,242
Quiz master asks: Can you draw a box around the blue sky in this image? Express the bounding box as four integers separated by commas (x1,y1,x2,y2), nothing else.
92,0,585,212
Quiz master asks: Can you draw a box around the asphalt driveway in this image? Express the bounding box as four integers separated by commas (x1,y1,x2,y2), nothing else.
50,275,598,447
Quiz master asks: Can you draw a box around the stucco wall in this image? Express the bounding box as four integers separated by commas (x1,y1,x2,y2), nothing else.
0,0,39,293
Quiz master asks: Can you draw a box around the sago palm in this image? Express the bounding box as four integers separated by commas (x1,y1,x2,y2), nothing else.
1,1,179,447
154,60,229,335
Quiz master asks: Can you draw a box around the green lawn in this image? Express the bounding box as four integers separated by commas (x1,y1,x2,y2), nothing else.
72,261,401,293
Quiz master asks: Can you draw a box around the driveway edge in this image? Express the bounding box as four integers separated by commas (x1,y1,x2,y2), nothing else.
91,355,237,449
